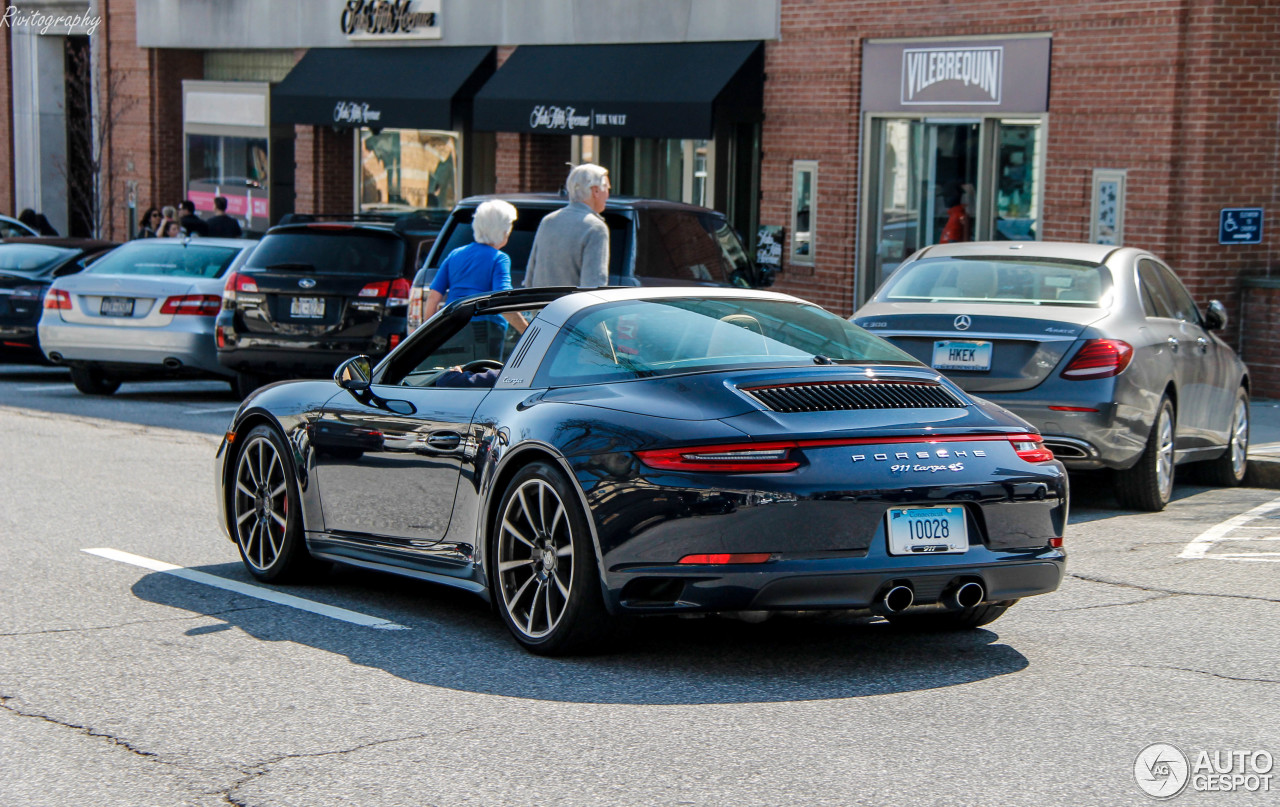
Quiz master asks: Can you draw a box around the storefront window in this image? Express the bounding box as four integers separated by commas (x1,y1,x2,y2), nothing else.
185,134,269,232
359,129,459,213
863,117,1043,301
791,161,817,265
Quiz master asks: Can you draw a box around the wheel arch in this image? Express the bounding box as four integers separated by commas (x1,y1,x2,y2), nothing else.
221,410,305,537
482,441,607,603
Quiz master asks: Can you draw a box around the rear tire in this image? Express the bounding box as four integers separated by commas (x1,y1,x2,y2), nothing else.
1197,388,1249,487
491,462,610,656
230,425,325,583
69,365,121,396
1115,396,1175,511
887,600,1015,631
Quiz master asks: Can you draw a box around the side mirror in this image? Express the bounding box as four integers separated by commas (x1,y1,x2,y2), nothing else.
1204,299,1228,331
334,355,372,392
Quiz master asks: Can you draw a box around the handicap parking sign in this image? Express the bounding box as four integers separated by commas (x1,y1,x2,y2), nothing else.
1219,208,1264,244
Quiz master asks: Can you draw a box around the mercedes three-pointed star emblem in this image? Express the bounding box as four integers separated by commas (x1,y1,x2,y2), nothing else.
954,315,971,331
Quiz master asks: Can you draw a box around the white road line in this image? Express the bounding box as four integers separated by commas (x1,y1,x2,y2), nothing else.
15,384,74,392
1178,494,1280,562
82,547,409,630
183,406,240,415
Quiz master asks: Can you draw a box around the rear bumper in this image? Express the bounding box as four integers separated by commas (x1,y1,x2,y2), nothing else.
978,395,1149,470
605,546,1065,614
37,318,227,376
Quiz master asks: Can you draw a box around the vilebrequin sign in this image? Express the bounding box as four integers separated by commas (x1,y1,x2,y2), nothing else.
862,36,1051,113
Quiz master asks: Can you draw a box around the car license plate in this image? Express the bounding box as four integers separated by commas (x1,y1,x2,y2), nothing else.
932,340,992,371
886,506,968,555
100,297,134,317
291,297,325,318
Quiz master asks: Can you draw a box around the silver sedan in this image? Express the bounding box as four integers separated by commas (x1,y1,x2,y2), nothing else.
39,237,256,395
852,241,1249,511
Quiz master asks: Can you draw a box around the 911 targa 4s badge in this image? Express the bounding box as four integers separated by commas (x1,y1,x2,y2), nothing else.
215,286,1067,655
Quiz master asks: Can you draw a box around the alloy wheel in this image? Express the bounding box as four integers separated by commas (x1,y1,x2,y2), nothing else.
1156,407,1175,502
233,435,289,572
1230,397,1249,477
497,478,575,639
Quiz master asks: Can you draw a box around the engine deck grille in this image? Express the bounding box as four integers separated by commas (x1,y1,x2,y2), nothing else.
742,380,966,413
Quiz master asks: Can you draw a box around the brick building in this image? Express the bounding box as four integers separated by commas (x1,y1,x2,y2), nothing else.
3,0,1279,368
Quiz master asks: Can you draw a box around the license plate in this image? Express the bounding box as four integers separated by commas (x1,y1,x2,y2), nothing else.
291,297,325,318
100,297,134,317
932,340,992,371
886,506,968,555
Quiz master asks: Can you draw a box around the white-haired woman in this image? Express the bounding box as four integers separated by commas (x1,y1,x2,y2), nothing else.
424,199,526,353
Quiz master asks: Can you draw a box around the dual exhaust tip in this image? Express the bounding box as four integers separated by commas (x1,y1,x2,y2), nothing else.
874,580,985,615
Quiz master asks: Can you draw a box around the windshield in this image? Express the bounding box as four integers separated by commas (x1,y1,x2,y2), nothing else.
249,231,404,276
84,243,241,278
538,298,918,385
879,257,1113,306
0,244,78,275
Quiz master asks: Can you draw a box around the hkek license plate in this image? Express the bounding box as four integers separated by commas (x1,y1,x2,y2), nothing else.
932,340,992,371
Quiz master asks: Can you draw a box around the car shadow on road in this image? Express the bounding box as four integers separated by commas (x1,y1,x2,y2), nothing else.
129,561,1029,706
1066,469,1206,522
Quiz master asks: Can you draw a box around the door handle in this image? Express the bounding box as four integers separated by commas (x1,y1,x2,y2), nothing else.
1196,337,1210,354
425,432,462,450
1167,337,1180,353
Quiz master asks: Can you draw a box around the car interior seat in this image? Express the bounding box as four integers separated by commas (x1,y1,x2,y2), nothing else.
707,313,768,357
1056,272,1101,301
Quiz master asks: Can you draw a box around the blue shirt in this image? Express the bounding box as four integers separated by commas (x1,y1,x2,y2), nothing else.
430,242,512,327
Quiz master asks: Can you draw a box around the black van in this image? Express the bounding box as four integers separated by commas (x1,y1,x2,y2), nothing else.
406,194,772,330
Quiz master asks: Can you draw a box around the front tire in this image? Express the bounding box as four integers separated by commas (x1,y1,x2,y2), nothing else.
1115,396,1176,511
1197,388,1249,486
230,425,323,583
69,364,121,395
491,462,609,655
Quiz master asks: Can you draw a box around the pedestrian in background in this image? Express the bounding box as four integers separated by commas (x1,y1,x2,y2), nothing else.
206,196,242,238
423,199,526,354
136,207,161,238
18,208,58,236
523,163,610,288
178,200,210,237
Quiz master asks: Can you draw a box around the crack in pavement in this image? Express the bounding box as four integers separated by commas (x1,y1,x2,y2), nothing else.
220,733,437,806
1068,573,1280,604
0,606,271,638
0,693,162,760
1128,664,1280,685
1043,591,1182,612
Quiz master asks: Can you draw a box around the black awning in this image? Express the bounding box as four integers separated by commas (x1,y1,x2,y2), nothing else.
473,41,763,140
272,46,495,130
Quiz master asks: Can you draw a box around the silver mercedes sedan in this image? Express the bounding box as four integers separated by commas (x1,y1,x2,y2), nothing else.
39,237,256,395
852,241,1249,511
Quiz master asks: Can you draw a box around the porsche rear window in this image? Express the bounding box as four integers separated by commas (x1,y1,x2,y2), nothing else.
539,298,918,385
84,243,240,278
880,257,1112,306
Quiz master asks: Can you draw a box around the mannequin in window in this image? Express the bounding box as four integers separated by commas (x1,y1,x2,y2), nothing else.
939,183,973,244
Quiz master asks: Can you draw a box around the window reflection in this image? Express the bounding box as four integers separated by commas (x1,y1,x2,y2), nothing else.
359,129,459,213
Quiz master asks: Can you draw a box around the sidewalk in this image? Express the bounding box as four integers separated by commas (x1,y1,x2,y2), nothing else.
1246,400,1280,488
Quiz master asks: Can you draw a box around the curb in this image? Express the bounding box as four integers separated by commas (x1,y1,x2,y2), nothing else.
1244,455,1280,489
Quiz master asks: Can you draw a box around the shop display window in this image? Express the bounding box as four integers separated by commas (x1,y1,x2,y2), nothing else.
359,129,460,213
791,161,817,265
185,134,270,232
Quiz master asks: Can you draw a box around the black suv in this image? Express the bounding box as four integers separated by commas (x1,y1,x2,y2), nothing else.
216,213,442,396
407,195,772,330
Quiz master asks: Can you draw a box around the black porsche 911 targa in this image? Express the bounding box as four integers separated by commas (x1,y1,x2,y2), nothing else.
215,286,1066,654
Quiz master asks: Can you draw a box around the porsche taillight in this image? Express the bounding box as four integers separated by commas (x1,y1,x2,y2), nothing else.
1009,433,1055,463
1060,339,1133,380
636,442,801,473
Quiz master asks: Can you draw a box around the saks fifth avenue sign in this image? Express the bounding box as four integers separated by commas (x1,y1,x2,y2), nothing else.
334,101,382,125
902,46,1002,105
341,0,441,41
529,105,628,132
862,37,1050,113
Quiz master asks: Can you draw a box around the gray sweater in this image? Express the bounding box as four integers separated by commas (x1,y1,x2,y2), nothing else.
523,201,610,288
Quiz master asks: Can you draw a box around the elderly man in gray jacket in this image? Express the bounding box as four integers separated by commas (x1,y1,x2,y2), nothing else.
523,163,611,288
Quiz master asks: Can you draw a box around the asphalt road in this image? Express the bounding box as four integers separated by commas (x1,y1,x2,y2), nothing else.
1,367,1277,806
